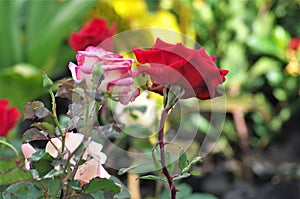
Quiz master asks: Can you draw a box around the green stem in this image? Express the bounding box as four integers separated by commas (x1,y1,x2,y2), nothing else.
48,87,67,198
0,139,19,158
48,88,65,152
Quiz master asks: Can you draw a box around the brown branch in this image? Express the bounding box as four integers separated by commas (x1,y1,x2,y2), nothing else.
158,108,178,199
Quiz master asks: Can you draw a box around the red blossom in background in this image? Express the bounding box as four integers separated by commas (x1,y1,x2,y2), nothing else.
69,18,117,51
0,99,20,137
288,37,300,51
133,38,228,100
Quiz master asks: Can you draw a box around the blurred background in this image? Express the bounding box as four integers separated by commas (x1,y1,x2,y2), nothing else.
0,0,299,198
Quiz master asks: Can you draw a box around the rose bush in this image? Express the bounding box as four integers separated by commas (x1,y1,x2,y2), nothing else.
0,99,20,137
69,18,116,51
69,46,140,105
21,132,110,185
133,38,228,100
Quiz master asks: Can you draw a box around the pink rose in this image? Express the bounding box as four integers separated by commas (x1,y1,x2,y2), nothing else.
69,18,116,51
69,46,140,105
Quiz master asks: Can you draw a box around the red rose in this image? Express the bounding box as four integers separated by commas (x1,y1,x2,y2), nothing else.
288,37,300,51
69,18,117,51
0,99,20,137
133,38,228,100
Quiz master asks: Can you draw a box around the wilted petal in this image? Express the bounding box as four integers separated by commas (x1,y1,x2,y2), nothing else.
119,87,140,105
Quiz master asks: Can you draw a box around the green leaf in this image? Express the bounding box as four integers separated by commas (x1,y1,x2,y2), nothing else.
139,175,167,182
173,173,191,182
178,149,189,173
190,156,202,165
110,176,131,199
31,122,55,135
118,164,141,175
32,159,54,177
29,150,53,162
43,168,63,179
181,156,202,174
2,181,43,199
0,159,14,173
0,158,32,186
84,178,121,194
191,170,201,176
69,180,82,191
152,150,161,170
29,150,54,177
90,191,106,199
33,178,61,198
118,159,157,175
165,151,175,174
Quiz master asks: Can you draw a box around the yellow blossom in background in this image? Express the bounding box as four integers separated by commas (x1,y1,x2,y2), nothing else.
110,0,182,43
110,0,147,20
193,0,206,10
285,37,300,76
133,10,182,44
90,0,196,47
285,59,300,76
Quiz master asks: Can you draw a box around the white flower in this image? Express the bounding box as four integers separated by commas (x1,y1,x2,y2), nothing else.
115,91,157,127
21,132,110,184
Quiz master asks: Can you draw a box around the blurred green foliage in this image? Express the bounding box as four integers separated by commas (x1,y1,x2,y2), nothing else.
0,0,98,110
175,0,300,149
88,0,300,150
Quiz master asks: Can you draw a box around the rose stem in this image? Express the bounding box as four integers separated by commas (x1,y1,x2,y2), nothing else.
158,108,178,199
